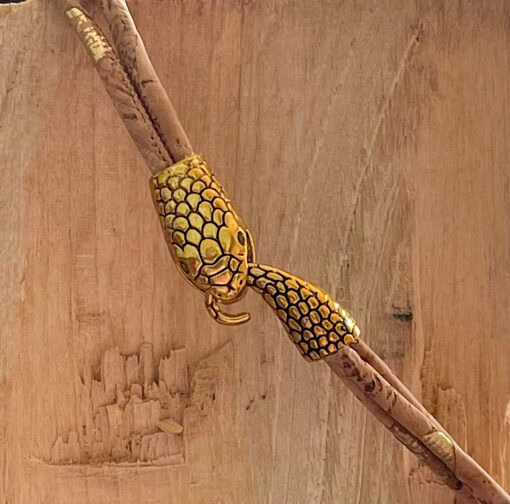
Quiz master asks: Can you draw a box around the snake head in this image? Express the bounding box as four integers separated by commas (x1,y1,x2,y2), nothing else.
151,154,255,324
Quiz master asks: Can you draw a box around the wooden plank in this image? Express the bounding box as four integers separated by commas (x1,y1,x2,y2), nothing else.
0,1,508,503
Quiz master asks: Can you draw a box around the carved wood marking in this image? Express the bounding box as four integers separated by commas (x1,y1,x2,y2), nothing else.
50,344,189,466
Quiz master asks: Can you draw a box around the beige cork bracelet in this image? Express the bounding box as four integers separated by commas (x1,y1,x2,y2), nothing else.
54,1,510,502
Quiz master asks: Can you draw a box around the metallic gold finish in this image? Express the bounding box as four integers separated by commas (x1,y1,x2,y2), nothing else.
424,430,455,466
205,290,251,325
65,8,112,63
150,154,360,359
247,264,360,361
150,155,254,325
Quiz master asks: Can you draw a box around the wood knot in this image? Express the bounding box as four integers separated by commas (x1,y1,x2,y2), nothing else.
391,306,413,322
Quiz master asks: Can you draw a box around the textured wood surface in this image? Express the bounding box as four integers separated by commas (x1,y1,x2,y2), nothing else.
1,1,509,503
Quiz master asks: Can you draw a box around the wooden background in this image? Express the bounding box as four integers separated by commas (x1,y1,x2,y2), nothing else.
1,0,509,502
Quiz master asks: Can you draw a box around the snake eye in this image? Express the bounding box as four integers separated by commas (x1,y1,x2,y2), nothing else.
237,230,245,245
180,262,189,274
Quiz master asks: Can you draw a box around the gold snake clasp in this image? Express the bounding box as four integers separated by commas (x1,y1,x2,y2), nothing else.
247,264,360,361
150,154,255,325
150,154,360,360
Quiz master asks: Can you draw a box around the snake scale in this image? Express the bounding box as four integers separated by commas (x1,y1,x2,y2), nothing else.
150,154,360,361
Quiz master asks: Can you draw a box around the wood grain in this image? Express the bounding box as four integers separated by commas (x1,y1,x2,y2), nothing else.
1,1,509,503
